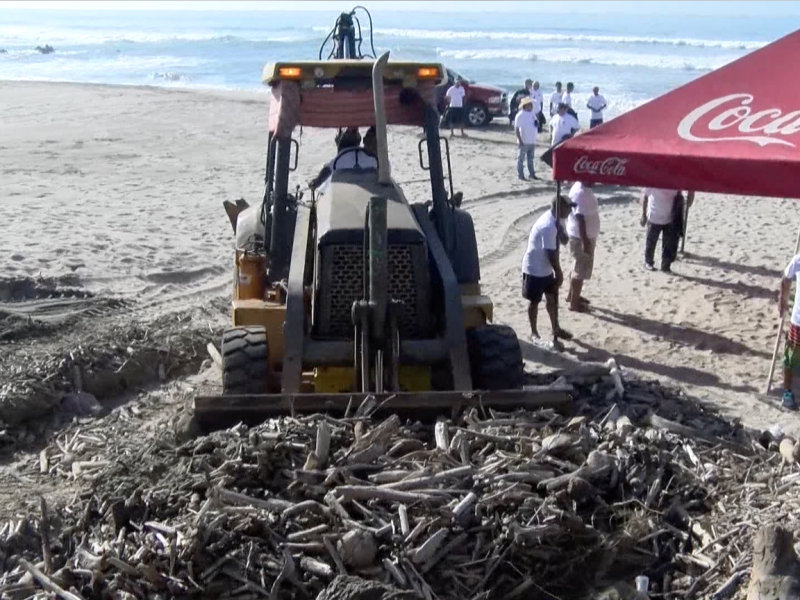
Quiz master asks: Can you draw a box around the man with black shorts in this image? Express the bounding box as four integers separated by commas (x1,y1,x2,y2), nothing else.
521,195,574,351
445,78,467,137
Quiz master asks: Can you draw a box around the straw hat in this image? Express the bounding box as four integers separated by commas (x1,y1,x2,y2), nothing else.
520,96,534,108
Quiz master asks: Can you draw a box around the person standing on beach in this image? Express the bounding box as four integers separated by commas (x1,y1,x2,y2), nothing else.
566,180,600,312
445,78,467,138
562,82,577,118
521,195,574,350
640,188,680,272
532,81,545,133
509,78,532,125
514,97,539,181
549,81,563,119
778,254,800,409
550,103,580,146
586,86,607,128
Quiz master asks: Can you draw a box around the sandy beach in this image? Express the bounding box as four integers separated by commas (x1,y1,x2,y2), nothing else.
2,79,800,438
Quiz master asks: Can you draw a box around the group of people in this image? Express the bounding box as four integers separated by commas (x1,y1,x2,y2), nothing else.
510,79,607,180
521,184,693,350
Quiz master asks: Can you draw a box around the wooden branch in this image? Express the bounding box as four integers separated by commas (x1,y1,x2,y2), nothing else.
39,497,52,575
300,557,333,579
218,488,294,512
435,421,450,452
380,466,473,491
336,486,438,504
398,504,410,536
206,342,223,367
18,559,86,600
412,528,448,565
316,422,331,469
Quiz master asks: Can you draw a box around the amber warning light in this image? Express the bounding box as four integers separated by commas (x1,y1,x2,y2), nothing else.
278,66,302,78
417,67,439,79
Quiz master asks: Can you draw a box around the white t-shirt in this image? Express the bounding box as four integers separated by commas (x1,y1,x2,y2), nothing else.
551,113,580,146
514,110,538,145
567,182,600,240
522,210,558,277
531,89,544,114
549,90,562,115
561,91,572,107
446,85,466,108
645,188,678,225
587,94,606,120
785,255,800,326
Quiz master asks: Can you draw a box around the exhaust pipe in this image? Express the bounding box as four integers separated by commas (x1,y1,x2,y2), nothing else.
371,51,391,185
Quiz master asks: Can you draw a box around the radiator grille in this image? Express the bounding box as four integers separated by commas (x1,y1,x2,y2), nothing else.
322,244,423,339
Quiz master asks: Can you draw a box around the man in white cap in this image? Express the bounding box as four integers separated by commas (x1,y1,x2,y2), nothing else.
514,96,539,180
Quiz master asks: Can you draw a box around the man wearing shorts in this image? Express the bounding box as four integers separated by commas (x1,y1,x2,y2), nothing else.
566,181,600,312
779,254,800,409
445,78,467,138
521,195,574,350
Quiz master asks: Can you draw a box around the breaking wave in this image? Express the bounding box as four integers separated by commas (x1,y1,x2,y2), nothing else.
363,28,766,50
437,48,734,71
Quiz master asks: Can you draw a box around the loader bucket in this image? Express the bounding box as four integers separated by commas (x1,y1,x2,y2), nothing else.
192,386,573,432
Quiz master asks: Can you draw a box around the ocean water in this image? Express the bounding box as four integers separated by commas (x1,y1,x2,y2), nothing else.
0,7,795,122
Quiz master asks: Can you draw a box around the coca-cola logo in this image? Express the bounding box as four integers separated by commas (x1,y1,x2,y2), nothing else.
677,93,800,148
574,155,628,176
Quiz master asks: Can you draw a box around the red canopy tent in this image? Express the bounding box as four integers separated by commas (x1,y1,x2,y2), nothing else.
552,28,800,199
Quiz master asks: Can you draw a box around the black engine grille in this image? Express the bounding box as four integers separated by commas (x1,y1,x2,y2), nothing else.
316,243,430,339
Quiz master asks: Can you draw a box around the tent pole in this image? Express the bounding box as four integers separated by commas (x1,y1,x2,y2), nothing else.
765,215,800,395
680,190,694,254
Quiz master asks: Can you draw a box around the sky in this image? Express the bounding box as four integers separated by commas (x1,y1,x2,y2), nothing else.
2,0,800,16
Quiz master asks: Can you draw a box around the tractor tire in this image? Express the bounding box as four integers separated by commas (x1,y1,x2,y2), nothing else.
466,324,525,390
222,326,270,395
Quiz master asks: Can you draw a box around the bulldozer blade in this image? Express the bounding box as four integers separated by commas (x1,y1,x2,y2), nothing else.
192,386,573,432
223,198,250,233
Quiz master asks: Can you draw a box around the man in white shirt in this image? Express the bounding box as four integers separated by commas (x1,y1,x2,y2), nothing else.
549,81,563,118
445,78,467,138
778,254,800,409
514,96,538,180
531,81,545,133
521,195,574,350
586,86,607,129
566,181,600,312
640,188,680,272
550,103,580,146
562,82,577,118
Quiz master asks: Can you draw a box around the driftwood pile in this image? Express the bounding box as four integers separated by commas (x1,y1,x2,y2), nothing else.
0,309,218,427
0,362,797,600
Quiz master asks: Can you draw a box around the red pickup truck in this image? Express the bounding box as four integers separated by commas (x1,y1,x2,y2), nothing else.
437,67,509,128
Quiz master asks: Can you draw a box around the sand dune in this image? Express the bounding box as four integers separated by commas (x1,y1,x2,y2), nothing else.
2,80,800,436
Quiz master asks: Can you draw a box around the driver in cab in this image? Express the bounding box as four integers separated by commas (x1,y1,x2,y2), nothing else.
309,127,378,193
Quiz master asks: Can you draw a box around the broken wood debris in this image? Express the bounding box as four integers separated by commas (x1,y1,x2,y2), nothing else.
0,362,794,599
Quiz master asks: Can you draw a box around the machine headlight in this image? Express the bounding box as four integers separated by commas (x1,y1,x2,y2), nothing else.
488,96,502,103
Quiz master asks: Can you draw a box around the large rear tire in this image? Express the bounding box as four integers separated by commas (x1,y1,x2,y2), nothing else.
466,324,525,390
222,326,270,395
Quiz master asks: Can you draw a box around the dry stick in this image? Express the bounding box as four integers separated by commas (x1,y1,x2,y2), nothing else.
710,571,742,600
680,190,694,254
336,486,437,504
316,422,331,469
39,497,52,575
18,558,86,600
381,466,473,491
766,216,800,394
